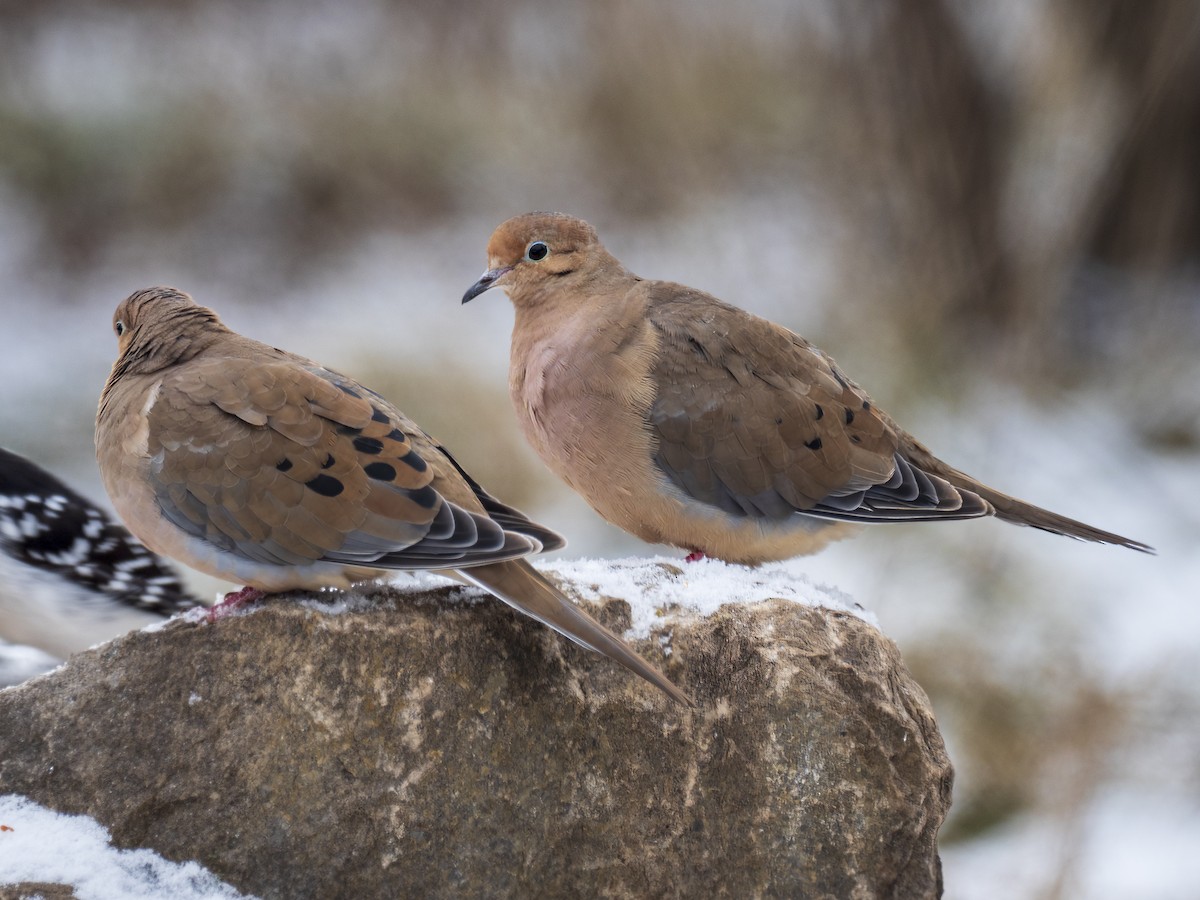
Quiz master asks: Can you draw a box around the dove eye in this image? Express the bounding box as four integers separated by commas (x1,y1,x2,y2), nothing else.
525,241,549,262
114,320,126,337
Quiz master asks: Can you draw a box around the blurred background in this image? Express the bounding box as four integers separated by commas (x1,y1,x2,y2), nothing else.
0,1,1197,896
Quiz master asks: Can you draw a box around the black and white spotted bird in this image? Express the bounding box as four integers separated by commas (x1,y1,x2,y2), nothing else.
0,447,202,658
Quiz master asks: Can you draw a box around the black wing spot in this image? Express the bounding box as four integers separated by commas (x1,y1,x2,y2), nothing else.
814,404,824,420
408,485,440,509
364,462,397,482
276,458,293,472
850,435,862,444
386,427,407,442
321,454,335,469
371,406,390,424
862,400,871,410
775,416,784,426
805,437,823,451
845,408,855,425
336,384,361,398
306,474,344,497
399,449,428,473
353,436,384,455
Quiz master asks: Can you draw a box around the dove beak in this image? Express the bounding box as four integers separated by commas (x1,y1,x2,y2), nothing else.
462,266,514,304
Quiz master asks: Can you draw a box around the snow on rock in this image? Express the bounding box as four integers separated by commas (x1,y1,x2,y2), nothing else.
0,557,872,691
221,557,876,641
0,569,948,898
294,555,875,638
0,795,251,899
548,555,875,637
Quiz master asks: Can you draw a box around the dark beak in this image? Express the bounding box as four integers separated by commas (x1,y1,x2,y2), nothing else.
462,266,513,304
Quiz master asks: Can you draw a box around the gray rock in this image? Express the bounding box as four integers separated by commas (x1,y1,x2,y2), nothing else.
0,567,951,899
0,884,77,900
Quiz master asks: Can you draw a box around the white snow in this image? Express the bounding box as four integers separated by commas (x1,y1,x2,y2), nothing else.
548,555,873,637
279,557,872,638
0,795,252,899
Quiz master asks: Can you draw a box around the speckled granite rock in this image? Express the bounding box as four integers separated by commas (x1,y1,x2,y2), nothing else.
0,565,951,899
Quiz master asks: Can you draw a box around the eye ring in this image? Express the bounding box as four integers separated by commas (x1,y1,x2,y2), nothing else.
114,320,126,337
525,241,549,262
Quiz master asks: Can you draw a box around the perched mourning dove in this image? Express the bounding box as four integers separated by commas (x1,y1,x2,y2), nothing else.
463,212,1152,562
0,446,200,659
95,287,689,706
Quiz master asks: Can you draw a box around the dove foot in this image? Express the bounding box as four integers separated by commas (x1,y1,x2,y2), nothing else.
207,586,265,622
684,550,706,563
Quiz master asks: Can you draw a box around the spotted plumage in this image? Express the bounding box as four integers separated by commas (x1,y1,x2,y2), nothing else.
0,447,200,658
95,287,688,706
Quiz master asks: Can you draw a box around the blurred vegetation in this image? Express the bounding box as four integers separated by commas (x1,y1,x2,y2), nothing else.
0,0,1195,385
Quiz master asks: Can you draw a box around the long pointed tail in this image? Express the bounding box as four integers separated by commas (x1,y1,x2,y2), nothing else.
457,560,693,706
939,466,1154,553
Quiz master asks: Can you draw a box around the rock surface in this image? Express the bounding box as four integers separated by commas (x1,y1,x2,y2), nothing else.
0,884,76,900
0,563,952,899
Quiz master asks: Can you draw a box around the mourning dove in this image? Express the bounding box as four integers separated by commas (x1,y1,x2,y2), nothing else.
0,446,201,659
95,287,689,706
463,212,1152,562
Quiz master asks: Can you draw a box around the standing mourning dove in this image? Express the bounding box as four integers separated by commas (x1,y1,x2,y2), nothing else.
95,287,689,706
0,446,201,659
463,212,1152,562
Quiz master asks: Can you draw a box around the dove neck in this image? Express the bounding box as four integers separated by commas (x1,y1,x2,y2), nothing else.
509,265,647,375
511,253,634,314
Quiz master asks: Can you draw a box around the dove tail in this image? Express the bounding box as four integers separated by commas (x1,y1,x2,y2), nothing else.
939,470,1154,553
457,560,694,706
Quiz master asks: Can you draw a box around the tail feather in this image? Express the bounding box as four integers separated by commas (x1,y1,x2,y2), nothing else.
939,467,1154,553
456,560,693,706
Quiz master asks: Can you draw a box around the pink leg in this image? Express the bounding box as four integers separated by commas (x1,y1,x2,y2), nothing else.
207,585,266,622
684,550,706,563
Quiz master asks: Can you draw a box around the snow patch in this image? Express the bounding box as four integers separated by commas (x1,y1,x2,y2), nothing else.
0,795,252,899
227,558,871,642
548,555,873,638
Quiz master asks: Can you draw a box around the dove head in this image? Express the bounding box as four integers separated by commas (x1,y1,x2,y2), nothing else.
462,212,621,308
110,286,227,375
